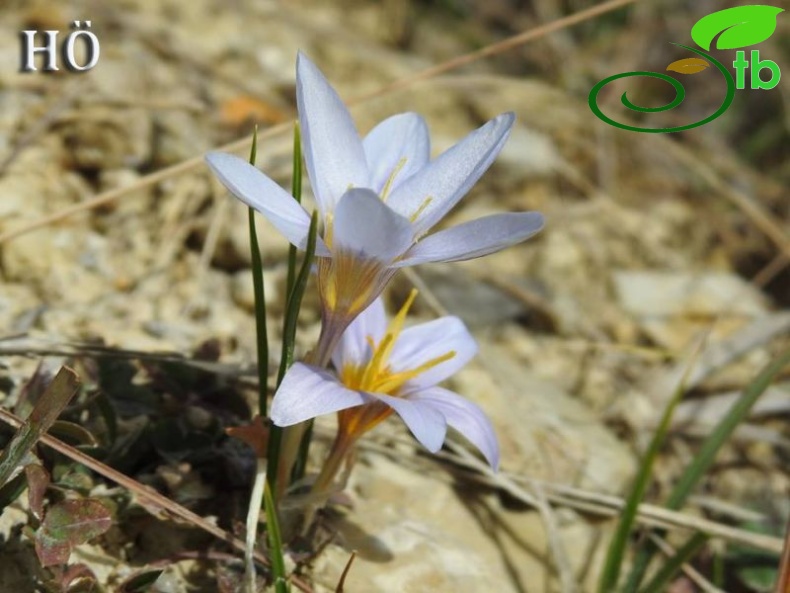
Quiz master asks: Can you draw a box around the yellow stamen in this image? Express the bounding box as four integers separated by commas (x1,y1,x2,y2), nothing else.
323,212,335,249
339,288,457,402
380,158,408,202
374,350,455,394
409,196,433,223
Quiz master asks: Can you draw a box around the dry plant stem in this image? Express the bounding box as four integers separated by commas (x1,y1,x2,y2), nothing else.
531,484,580,593
777,516,790,593
0,406,313,593
426,439,785,553
245,458,268,593
0,0,637,246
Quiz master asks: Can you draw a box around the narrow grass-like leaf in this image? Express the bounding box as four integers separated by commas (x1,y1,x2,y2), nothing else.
278,210,318,386
624,347,790,591
264,479,289,593
286,122,303,298
247,127,270,418
597,358,695,593
0,367,80,487
0,473,26,512
267,212,319,494
639,533,708,593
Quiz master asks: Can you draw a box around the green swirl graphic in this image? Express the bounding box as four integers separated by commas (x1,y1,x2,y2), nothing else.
588,44,736,133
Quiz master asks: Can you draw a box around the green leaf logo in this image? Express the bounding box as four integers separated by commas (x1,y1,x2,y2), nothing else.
691,5,784,50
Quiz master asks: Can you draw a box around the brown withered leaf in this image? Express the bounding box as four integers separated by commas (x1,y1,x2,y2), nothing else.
666,57,710,74
225,415,269,459
25,464,50,520
34,498,112,566
219,96,288,128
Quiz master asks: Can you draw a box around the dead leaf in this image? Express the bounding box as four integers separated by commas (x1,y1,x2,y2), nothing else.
219,96,288,127
226,415,269,458
25,464,50,520
666,57,710,74
34,498,112,567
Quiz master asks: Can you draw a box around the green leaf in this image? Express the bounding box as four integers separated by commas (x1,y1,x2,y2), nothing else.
691,5,784,50
623,346,790,591
247,126,270,419
0,367,80,488
264,479,289,593
638,533,708,593
597,356,694,593
286,122,303,298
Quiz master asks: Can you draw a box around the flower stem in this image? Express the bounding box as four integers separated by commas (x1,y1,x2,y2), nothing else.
312,431,354,495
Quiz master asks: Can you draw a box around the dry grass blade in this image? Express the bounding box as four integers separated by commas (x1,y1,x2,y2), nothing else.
0,406,314,593
402,438,784,554
532,484,580,593
0,367,79,487
777,516,790,593
0,0,637,245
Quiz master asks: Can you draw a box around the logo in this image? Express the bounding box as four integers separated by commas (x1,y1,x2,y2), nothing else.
589,5,784,133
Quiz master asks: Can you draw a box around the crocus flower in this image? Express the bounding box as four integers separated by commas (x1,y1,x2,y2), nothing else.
270,292,499,482
206,52,543,363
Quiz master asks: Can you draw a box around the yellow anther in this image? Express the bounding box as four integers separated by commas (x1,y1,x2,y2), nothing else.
323,212,335,249
409,196,433,223
338,288,456,396
380,158,408,202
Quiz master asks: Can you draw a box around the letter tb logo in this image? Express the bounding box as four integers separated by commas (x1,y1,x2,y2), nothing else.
589,5,784,133
733,49,780,89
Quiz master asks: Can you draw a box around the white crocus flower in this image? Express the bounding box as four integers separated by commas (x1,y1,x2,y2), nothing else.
271,293,499,480
206,52,544,364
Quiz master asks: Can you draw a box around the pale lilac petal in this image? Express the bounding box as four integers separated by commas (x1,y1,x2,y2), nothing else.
333,188,414,261
297,53,369,216
206,152,330,256
369,392,447,452
363,113,430,195
331,297,387,370
389,317,477,390
387,113,515,234
395,212,544,267
270,363,370,426
411,387,499,469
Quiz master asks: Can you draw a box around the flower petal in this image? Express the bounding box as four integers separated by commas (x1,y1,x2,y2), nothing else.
395,211,544,267
270,363,369,426
331,297,388,370
369,392,447,452
205,152,330,256
363,113,430,195
333,188,414,261
389,317,477,390
297,52,369,216
411,387,499,469
387,112,515,235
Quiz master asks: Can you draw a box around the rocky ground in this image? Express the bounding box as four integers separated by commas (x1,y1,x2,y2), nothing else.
0,0,788,592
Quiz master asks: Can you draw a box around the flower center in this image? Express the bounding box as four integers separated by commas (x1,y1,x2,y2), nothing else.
339,289,456,396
